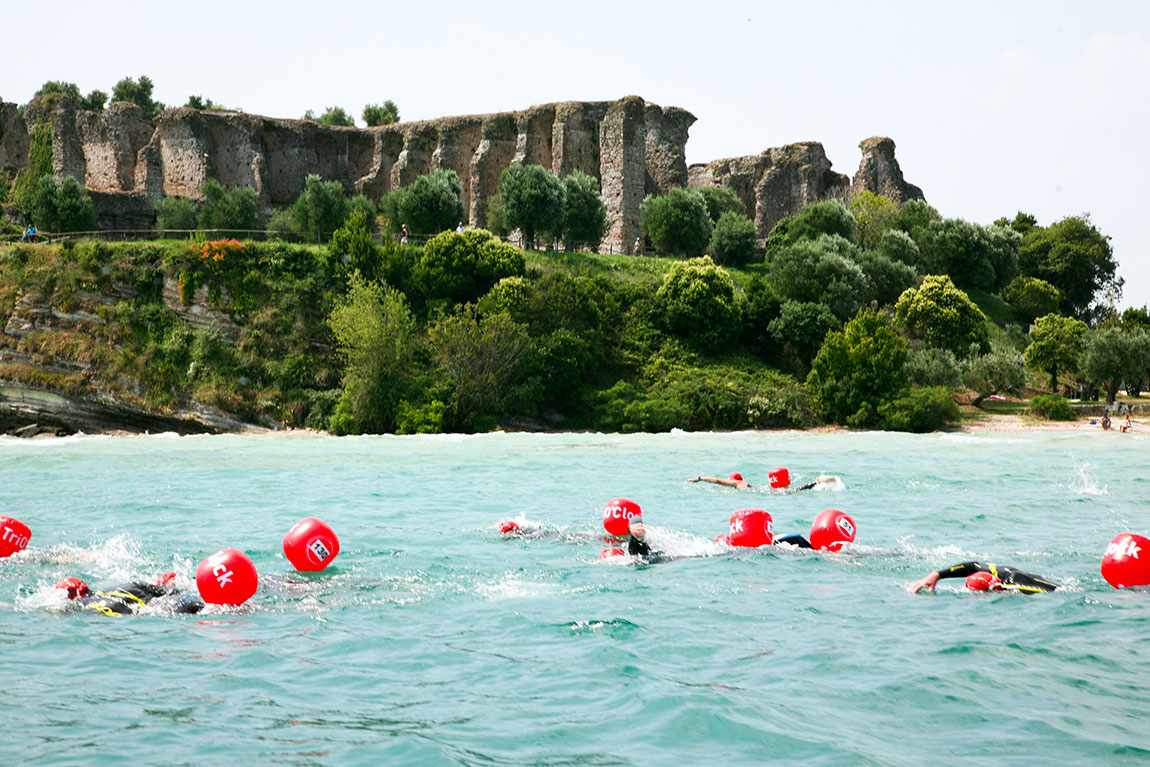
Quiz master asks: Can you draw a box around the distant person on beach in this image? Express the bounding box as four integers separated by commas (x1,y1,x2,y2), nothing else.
689,473,838,493
55,575,204,615
908,562,1058,594
1121,413,1132,433
1102,413,1112,430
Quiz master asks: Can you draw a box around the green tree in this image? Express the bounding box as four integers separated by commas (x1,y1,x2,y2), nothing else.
363,100,400,126
695,185,747,223
303,106,355,127
328,208,381,282
740,275,784,361
855,250,917,306
198,179,260,236
155,196,198,233
111,75,164,120
770,234,867,321
560,170,607,251
429,304,533,431
185,95,232,111
876,229,921,268
894,275,989,357
917,219,1019,292
1024,313,1088,393
655,256,741,352
707,211,757,266
290,174,349,241
1003,275,1062,323
36,81,106,111
1017,215,1120,320
904,346,962,389
849,191,898,250
962,348,1027,407
384,169,464,238
994,211,1039,237
892,198,941,239
499,162,566,250
776,199,856,247
641,187,712,257
768,300,839,376
806,308,908,427
485,193,509,238
30,175,98,233
328,277,417,434
1080,327,1150,404
413,229,525,304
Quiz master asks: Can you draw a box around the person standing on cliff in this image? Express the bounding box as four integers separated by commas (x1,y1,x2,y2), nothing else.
401,224,409,244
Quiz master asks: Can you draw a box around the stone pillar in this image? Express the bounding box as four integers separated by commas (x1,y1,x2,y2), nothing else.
599,97,646,254
469,114,518,228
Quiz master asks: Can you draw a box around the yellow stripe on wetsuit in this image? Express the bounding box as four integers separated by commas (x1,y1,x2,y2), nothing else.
85,589,147,617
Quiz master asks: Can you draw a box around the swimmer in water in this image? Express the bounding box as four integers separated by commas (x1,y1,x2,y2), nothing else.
689,473,838,493
56,575,204,615
907,562,1058,594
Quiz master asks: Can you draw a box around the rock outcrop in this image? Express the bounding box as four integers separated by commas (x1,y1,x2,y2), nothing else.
688,136,926,236
1,95,695,253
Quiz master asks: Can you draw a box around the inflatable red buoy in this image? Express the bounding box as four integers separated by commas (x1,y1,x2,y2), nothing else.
603,498,641,537
0,516,31,557
729,509,773,547
965,571,1002,591
599,547,625,560
1101,533,1150,589
55,577,89,599
196,548,258,605
283,517,340,572
729,472,743,481
768,467,790,489
809,509,856,551
498,520,520,534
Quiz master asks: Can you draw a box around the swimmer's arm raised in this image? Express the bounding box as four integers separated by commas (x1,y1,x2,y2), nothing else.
909,562,986,593
690,476,745,488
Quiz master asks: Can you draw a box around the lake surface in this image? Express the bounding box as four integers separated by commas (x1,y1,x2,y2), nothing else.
1,429,1148,766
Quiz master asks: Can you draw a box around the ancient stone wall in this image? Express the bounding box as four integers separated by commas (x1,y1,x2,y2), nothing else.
688,137,925,236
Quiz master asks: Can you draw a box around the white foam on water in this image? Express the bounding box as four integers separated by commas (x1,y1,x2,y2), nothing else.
1067,456,1109,496
477,573,560,600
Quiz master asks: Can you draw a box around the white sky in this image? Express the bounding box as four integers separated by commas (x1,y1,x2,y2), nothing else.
6,0,1147,309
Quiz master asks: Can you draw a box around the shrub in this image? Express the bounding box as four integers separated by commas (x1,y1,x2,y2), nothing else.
708,211,757,266
1028,393,1076,421
740,275,783,360
383,169,464,238
807,308,908,426
561,170,607,251
328,209,381,282
770,234,867,321
1003,275,1062,323
904,346,962,389
877,386,960,432
655,256,740,352
917,218,1019,292
855,250,917,306
876,228,921,268
499,162,565,250
290,175,349,242
111,75,164,120
962,348,1026,406
849,191,898,250
31,175,98,233
155,196,198,233
304,107,355,127
770,199,855,249
413,229,525,304
36,81,106,111
695,186,747,223
641,188,712,257
768,300,838,376
362,100,399,127
198,179,260,237
894,275,989,357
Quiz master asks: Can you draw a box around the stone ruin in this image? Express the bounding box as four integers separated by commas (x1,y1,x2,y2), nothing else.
0,93,924,250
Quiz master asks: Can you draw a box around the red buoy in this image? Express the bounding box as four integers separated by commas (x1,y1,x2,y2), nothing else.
729,509,774,547
55,577,89,599
599,547,625,560
768,467,791,489
0,516,31,557
195,548,258,605
283,517,340,572
1101,533,1150,589
809,509,856,551
603,498,641,537
965,571,1002,591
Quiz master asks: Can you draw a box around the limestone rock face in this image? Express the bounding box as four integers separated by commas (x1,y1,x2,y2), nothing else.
1,95,694,253
688,142,851,236
851,136,924,205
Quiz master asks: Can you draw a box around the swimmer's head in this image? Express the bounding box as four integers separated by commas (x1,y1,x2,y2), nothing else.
55,577,89,600
729,472,743,481
155,572,177,586
964,571,1003,592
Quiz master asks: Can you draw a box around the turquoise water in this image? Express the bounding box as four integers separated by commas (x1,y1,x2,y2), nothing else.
1,429,1148,766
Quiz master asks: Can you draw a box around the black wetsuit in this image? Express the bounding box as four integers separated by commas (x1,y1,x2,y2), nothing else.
937,561,1058,593
774,534,813,549
78,582,204,616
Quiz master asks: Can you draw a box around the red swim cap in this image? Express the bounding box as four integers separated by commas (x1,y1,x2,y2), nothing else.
728,472,743,481
965,571,1003,591
55,577,89,599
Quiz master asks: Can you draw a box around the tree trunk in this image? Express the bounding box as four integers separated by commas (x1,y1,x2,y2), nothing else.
1049,366,1058,395
1108,379,1122,404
